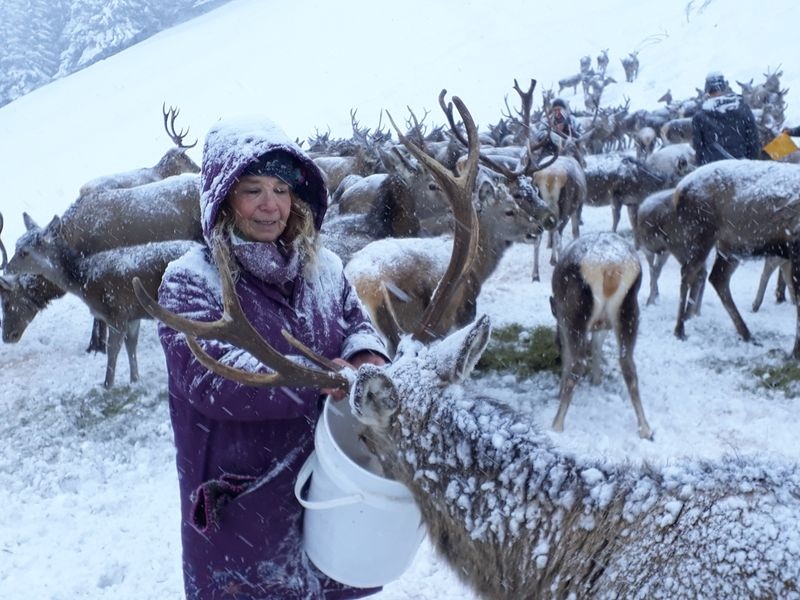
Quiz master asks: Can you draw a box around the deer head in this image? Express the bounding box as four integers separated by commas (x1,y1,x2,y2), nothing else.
438,85,558,232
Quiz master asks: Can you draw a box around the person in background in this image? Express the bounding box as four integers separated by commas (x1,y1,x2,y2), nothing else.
156,116,389,599
692,71,761,165
533,97,582,156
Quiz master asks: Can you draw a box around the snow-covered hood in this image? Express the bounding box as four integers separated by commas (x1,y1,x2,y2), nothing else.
198,117,327,248
701,93,741,114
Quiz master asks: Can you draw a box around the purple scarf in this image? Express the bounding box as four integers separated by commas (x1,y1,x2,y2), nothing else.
231,233,301,286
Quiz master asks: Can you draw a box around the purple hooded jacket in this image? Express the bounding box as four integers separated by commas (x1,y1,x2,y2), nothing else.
157,117,387,599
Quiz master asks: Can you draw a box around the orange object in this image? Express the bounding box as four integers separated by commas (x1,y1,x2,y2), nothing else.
763,131,799,160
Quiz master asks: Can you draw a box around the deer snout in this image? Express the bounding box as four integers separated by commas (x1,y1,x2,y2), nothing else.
2,329,20,344
542,212,558,231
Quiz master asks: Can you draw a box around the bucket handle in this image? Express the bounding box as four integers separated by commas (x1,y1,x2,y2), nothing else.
294,452,365,510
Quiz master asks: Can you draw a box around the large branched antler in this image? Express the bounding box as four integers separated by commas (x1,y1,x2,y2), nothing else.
385,94,482,343
162,103,198,149
132,242,349,391
438,85,558,181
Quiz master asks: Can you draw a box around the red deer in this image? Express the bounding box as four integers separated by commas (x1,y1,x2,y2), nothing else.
550,231,652,439
12,217,197,387
672,159,800,359
341,93,552,353
621,51,639,82
439,85,559,236
133,101,800,599
530,155,587,281
3,174,201,348
78,104,199,194
321,142,455,263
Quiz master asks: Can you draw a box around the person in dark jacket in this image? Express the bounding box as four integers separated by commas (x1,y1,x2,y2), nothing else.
532,97,582,157
782,124,800,137
692,71,761,165
156,116,389,599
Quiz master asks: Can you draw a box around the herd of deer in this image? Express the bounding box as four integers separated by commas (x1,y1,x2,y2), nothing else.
2,83,800,596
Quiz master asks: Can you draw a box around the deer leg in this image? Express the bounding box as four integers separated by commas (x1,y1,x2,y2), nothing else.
777,259,795,304
549,228,562,266
708,253,751,342
626,204,640,249
790,256,800,360
645,250,669,305
124,320,141,383
686,266,706,318
617,287,652,440
675,261,703,339
532,234,543,282
588,330,608,385
571,205,581,240
611,200,622,233
86,318,107,354
753,257,781,312
103,325,125,389
553,327,588,433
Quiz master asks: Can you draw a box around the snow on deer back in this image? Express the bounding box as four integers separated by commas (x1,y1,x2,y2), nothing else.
350,316,800,599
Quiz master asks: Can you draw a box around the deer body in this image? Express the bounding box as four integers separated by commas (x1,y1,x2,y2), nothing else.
350,317,800,599
78,147,199,194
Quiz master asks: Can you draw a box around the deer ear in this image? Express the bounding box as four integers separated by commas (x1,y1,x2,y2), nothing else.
436,314,491,383
44,215,62,237
22,212,39,231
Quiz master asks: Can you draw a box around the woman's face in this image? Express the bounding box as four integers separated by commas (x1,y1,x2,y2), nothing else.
229,175,293,242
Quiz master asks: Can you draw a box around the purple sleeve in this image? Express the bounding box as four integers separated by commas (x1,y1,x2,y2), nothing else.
339,275,390,362
157,267,319,422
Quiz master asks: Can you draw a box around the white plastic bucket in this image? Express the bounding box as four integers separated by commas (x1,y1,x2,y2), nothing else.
294,399,426,588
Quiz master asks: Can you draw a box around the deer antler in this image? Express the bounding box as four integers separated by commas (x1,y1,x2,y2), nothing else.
162,103,198,149
438,86,558,180
132,241,349,391
385,93,481,343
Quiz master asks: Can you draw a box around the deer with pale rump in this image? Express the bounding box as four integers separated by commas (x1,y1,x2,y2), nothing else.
133,96,800,600
550,231,652,439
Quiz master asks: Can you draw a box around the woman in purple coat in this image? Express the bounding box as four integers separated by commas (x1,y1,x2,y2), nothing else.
157,116,388,599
